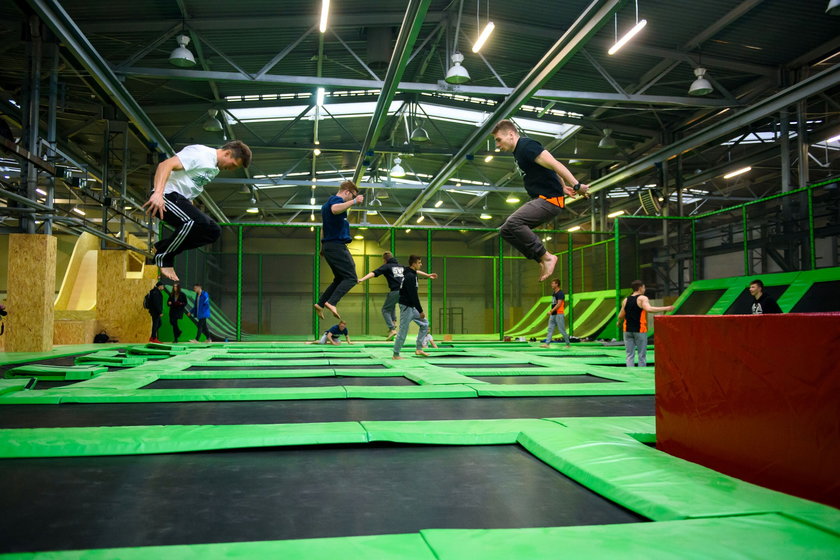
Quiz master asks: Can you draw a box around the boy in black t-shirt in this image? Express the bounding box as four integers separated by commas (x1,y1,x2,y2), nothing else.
310,321,352,345
492,119,590,282
749,279,782,314
393,255,438,359
358,251,404,340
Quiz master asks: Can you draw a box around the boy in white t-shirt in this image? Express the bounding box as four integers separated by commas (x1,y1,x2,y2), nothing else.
143,140,252,282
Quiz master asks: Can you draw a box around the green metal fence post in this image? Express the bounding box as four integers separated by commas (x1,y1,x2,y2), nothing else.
567,232,574,337
442,256,448,335
614,218,621,318
313,227,321,340
257,254,263,334
426,229,433,323
236,226,243,342
742,206,749,275
808,184,816,270
498,235,504,340
691,218,698,281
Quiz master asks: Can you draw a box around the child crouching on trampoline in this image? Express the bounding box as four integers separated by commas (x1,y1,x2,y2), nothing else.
310,321,352,345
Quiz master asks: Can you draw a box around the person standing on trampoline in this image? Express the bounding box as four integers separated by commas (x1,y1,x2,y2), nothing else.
492,119,589,282
358,252,404,340
749,279,782,314
143,140,252,283
617,280,673,367
189,283,213,343
393,255,438,360
314,181,363,321
541,278,570,348
167,283,188,343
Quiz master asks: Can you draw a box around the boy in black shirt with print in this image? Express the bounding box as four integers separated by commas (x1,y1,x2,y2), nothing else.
393,255,438,359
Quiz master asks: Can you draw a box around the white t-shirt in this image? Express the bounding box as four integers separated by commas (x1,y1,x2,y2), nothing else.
165,145,220,200
421,333,434,348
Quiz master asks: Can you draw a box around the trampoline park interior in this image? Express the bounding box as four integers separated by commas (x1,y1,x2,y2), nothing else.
1,0,840,558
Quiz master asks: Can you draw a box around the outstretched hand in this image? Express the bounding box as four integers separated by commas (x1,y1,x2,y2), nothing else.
143,192,166,219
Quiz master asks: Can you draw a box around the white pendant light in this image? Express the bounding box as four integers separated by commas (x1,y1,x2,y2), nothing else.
598,129,616,149
689,67,713,96
390,157,406,178
410,124,430,142
827,0,840,15
169,34,197,67
203,109,223,132
445,52,471,84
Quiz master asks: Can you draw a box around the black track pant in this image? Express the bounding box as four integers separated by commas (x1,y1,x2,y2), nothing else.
318,241,358,307
154,192,221,268
196,318,212,342
170,316,182,343
150,313,161,339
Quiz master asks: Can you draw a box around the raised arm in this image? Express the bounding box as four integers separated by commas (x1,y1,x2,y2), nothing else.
331,194,364,215
535,150,590,197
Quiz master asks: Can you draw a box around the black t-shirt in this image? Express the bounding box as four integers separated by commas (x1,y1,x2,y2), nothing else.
398,267,422,313
513,137,565,199
373,258,405,291
751,293,782,314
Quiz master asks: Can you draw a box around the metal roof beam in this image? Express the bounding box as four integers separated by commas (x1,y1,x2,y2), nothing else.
391,0,625,226
119,67,733,107
349,0,430,184
577,64,840,202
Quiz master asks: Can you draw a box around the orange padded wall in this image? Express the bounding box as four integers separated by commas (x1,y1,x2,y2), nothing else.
655,314,840,508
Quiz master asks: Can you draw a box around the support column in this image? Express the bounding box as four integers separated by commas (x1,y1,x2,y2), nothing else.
6,234,56,351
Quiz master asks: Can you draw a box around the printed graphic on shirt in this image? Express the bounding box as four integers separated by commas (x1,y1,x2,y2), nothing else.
192,173,215,188
752,302,763,314
392,266,404,279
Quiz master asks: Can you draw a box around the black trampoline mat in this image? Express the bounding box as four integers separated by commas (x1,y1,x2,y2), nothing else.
186,364,388,370
470,375,614,384
674,288,727,315
0,444,647,553
0,396,655,428
433,363,544,369
144,377,415,389
790,280,840,312
30,380,83,390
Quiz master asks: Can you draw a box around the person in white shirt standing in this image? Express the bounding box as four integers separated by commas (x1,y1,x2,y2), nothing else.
143,140,252,282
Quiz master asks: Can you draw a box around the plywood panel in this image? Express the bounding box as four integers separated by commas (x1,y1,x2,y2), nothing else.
5,234,57,352
97,250,158,343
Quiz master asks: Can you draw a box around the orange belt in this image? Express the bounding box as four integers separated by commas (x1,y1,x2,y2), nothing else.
539,195,565,208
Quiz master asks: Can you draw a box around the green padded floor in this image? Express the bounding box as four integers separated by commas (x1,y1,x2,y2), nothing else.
0,342,836,559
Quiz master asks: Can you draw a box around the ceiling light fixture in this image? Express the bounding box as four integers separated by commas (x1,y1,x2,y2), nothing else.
484,155,493,162
367,210,378,215
203,109,223,132
723,166,751,179
313,148,322,156
598,128,616,149
434,199,443,208
72,207,85,216
506,196,520,204
567,225,581,232
416,214,425,224
608,0,646,55
390,157,406,177
688,67,713,96
310,213,316,221
410,124,430,142
316,87,326,106
445,52,471,84
319,0,330,33
607,210,625,218
169,34,197,67
472,21,495,53
246,207,259,214
479,213,492,220
354,234,364,240
827,0,840,15
35,188,47,196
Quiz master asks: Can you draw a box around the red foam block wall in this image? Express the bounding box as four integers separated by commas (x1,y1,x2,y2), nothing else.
655,314,840,508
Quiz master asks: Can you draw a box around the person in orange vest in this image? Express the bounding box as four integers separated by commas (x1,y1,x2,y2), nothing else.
617,280,673,367
541,278,570,348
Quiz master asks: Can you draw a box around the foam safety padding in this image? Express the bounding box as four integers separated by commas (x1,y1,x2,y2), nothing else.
655,314,840,509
